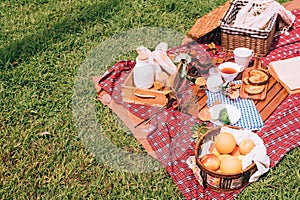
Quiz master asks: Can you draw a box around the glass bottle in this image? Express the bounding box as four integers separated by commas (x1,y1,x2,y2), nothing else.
206,67,223,93
133,54,155,89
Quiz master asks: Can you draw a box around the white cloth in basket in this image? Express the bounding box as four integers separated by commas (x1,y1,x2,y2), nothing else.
234,0,295,33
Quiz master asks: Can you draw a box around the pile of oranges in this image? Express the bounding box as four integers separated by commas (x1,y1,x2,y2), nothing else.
200,132,255,174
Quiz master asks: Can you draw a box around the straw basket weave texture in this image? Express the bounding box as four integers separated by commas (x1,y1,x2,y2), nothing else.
194,126,257,191
187,1,232,39
220,0,277,56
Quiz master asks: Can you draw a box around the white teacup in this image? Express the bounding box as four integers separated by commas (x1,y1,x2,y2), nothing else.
233,47,254,68
218,62,244,82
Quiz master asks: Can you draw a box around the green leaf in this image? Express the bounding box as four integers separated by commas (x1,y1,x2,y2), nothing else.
219,108,231,125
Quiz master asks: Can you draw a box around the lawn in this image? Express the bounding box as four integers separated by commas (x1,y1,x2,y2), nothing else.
1,0,299,199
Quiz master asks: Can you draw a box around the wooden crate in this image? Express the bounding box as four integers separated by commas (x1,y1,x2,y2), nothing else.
121,71,170,107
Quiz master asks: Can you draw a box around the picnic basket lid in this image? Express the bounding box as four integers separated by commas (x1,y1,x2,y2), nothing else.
187,0,233,39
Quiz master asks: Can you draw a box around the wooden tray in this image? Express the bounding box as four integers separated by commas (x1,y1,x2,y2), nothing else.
240,59,269,100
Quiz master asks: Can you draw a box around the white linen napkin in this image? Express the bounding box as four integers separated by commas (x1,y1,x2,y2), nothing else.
152,42,177,75
233,0,295,33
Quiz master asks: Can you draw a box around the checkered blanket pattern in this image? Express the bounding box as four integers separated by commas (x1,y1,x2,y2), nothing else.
97,9,300,200
256,94,300,168
263,9,300,65
205,80,264,130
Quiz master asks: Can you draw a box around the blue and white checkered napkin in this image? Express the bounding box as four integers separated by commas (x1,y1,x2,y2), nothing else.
205,81,264,130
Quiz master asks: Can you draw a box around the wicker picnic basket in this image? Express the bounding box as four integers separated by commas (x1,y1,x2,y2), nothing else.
220,0,277,56
194,126,257,191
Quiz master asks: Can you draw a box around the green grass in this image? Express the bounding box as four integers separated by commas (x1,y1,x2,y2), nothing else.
1,0,299,199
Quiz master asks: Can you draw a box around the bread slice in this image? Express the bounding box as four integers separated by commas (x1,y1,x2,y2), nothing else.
248,69,269,85
243,77,249,85
245,84,265,94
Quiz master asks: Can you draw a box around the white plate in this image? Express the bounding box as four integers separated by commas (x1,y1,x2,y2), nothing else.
209,104,241,126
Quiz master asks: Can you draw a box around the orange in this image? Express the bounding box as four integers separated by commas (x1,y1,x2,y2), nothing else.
218,154,231,162
220,156,242,174
239,139,255,155
214,132,236,154
230,145,241,156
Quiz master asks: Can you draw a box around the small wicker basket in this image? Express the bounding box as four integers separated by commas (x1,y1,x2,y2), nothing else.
194,126,257,191
220,0,277,57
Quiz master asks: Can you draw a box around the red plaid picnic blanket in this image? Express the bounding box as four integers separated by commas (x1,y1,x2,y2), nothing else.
98,9,300,200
